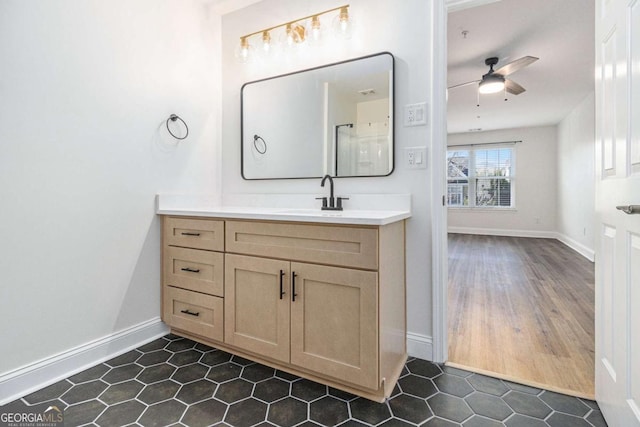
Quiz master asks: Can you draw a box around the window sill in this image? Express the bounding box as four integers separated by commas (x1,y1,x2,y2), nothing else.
447,207,517,212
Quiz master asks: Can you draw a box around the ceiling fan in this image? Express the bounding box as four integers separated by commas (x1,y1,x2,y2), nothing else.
449,56,539,95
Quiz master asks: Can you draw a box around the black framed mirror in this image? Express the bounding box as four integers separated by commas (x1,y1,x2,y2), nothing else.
241,52,395,180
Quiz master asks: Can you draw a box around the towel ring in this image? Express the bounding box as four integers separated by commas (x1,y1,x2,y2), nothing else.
166,114,189,140
253,134,267,154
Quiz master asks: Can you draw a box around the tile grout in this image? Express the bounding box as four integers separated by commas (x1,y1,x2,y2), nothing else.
5,335,607,427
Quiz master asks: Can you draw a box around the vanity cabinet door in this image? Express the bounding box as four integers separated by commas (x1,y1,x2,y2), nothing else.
224,254,291,363
290,262,379,390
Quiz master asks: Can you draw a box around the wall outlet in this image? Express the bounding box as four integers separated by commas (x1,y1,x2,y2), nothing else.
404,147,427,169
404,102,428,126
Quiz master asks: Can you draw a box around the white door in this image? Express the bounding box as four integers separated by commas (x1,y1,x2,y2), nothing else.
595,0,640,425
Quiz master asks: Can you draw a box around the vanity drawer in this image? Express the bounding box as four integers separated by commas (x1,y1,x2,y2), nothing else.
163,287,224,342
164,217,224,251
225,221,378,270
164,246,224,296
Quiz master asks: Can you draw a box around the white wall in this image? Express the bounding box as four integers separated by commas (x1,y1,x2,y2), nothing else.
556,92,595,260
0,0,221,376
242,73,325,178
448,126,558,236
221,0,434,355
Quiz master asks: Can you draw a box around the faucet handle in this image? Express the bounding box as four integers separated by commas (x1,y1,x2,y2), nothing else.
315,197,328,208
336,197,349,210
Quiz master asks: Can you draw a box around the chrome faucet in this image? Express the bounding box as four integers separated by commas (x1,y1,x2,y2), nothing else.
318,174,348,211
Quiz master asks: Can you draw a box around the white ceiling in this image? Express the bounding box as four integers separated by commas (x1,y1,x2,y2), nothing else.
446,0,595,134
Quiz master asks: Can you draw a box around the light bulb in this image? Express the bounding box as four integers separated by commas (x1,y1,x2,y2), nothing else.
283,22,306,49
261,31,272,55
479,82,504,94
240,40,249,58
285,24,294,46
234,37,253,63
311,16,321,41
332,6,354,39
478,75,505,94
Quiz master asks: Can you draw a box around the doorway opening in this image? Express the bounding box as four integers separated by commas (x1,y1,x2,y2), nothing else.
443,0,596,398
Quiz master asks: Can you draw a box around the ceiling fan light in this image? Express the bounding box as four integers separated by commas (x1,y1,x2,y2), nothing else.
478,75,505,94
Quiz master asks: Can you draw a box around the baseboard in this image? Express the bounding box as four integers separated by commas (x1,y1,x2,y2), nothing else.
555,233,595,262
448,226,556,239
407,332,433,361
0,317,169,406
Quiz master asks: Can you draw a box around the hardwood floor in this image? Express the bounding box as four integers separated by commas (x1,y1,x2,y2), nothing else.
447,234,596,399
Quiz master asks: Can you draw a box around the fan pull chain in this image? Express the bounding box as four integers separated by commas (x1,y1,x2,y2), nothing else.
477,89,480,107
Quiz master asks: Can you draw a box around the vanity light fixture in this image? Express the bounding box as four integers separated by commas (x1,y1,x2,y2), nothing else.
235,4,352,62
285,23,306,46
236,37,253,63
310,15,322,42
333,6,354,39
261,31,272,54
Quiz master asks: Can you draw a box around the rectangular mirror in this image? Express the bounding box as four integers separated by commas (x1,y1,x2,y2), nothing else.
241,52,394,180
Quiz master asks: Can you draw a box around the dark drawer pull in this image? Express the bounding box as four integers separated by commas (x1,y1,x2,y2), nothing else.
292,272,297,302
181,267,200,273
279,270,285,300
180,309,200,317
181,232,201,236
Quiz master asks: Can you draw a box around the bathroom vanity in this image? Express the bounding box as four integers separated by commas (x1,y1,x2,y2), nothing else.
157,204,409,402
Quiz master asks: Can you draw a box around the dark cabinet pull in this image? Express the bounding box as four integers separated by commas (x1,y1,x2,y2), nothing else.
180,309,200,317
181,267,200,273
181,232,201,236
292,272,298,302
279,270,285,300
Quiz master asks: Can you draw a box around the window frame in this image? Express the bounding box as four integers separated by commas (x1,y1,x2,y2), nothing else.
446,144,516,209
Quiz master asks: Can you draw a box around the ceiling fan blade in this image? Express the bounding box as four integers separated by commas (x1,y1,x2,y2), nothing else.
505,79,526,95
494,56,539,77
447,80,481,90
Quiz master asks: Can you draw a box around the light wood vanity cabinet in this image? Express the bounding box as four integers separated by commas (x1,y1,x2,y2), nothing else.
289,262,379,390
162,217,225,342
225,254,379,390
224,254,291,363
161,215,406,402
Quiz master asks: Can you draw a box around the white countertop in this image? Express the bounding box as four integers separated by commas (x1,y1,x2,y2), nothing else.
156,197,411,226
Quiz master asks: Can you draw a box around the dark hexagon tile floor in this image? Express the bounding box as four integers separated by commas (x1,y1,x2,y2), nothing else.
2,335,608,426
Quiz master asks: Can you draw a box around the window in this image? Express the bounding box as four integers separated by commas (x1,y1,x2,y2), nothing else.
447,145,515,208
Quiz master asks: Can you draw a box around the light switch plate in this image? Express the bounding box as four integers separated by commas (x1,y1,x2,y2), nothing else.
404,102,428,126
404,147,427,169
